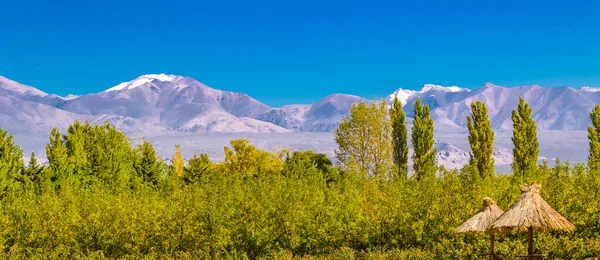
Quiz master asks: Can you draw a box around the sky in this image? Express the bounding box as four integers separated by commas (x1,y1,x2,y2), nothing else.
1,0,600,106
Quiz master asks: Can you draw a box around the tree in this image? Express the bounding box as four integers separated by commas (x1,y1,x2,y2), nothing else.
0,128,24,194
184,153,213,184
172,145,185,178
587,104,600,196
466,101,495,179
223,139,286,176
46,127,71,185
390,96,409,178
134,140,165,186
65,120,89,177
511,97,539,181
23,152,45,183
334,100,392,177
411,98,437,180
79,122,135,190
283,150,332,178
588,104,600,172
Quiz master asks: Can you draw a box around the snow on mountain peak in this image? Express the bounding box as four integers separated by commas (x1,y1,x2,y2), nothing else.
64,94,80,100
388,88,417,106
105,74,182,92
581,86,600,92
420,84,468,93
0,76,48,96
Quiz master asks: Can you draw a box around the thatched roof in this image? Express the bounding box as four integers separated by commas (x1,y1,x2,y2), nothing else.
490,182,575,234
455,197,504,234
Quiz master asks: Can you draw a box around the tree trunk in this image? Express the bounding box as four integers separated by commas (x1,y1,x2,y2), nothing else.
528,226,534,259
490,233,495,260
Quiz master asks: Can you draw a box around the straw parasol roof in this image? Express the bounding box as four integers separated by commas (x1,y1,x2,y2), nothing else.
490,182,575,234
455,197,505,234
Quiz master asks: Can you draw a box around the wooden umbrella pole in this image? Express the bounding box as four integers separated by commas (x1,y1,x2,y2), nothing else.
528,226,533,258
490,233,495,260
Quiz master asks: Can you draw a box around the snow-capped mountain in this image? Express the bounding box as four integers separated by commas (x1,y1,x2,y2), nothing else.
0,76,48,97
56,74,280,132
255,94,367,131
0,74,598,170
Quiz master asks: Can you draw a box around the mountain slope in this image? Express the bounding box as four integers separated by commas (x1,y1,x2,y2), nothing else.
58,74,281,133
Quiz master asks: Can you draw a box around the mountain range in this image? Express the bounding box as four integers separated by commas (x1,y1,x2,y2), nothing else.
0,74,595,170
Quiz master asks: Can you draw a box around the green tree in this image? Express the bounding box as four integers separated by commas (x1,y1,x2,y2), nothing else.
511,97,539,182
587,104,600,197
46,127,71,185
334,99,392,177
283,150,332,177
184,153,213,184
134,140,165,186
588,104,600,173
390,96,409,178
23,152,45,184
65,120,89,176
466,101,495,179
81,122,135,190
0,128,24,195
411,98,437,180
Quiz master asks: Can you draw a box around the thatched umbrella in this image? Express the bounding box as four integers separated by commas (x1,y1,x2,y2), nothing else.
490,182,575,258
455,197,504,260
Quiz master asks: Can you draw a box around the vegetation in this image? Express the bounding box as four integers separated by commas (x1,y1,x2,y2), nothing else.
466,101,495,179
0,98,598,259
511,97,540,182
411,98,437,180
390,96,409,178
334,100,392,177
588,104,600,173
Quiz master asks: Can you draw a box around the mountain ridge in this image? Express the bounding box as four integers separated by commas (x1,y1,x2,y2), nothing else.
4,74,600,133
0,74,596,170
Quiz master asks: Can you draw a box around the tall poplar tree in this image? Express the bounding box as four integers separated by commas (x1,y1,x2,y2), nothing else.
411,98,437,180
587,104,600,173
466,101,495,179
334,99,392,177
390,96,409,178
511,97,539,181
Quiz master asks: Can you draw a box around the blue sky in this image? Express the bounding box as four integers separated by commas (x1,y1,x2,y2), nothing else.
1,0,600,106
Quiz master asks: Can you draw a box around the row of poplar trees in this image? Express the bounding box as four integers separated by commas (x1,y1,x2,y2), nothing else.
334,96,555,181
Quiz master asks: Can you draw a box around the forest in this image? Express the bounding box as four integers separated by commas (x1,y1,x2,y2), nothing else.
0,97,599,259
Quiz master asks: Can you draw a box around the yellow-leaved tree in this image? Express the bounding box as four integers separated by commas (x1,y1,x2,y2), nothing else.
334,99,392,178
223,139,287,176
172,144,185,178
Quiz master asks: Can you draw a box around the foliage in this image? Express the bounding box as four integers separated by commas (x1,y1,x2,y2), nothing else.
588,104,600,180
0,114,598,258
134,140,165,187
411,98,437,180
334,99,392,177
172,144,185,178
390,96,409,178
184,153,213,184
0,128,24,198
466,100,495,179
223,139,287,177
511,97,539,182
